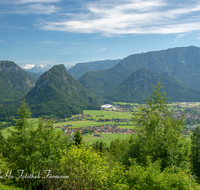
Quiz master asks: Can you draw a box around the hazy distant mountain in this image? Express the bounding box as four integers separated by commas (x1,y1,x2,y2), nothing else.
20,63,52,74
68,59,120,79
0,61,35,102
104,68,200,103
26,64,102,118
66,65,74,70
79,46,200,95
24,70,41,80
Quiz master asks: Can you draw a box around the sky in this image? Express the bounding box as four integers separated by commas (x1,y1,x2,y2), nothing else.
1,0,200,67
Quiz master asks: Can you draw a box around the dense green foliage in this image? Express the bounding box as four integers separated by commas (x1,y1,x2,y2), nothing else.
104,68,200,103
79,46,200,95
0,61,35,102
26,64,103,118
191,126,200,180
125,81,191,169
1,99,71,189
68,59,120,79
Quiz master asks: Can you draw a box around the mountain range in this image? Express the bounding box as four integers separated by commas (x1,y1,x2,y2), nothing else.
78,46,200,95
1,46,200,120
104,68,200,103
68,59,120,79
20,63,52,74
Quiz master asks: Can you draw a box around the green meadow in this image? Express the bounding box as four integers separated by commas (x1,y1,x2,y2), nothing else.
83,133,134,146
83,110,133,119
113,102,141,106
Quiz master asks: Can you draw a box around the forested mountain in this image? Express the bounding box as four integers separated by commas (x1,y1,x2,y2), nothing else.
104,68,200,103
26,64,103,118
79,46,200,95
0,61,35,102
68,59,120,79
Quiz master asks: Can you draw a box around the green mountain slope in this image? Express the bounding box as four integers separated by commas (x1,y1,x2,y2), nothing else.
104,68,200,103
24,70,41,80
26,64,103,118
68,59,120,79
79,46,200,95
0,61,35,102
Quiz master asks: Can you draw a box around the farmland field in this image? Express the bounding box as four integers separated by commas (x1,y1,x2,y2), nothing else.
83,110,133,119
83,133,134,146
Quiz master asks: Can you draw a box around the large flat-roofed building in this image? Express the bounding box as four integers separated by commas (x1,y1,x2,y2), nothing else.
101,104,113,109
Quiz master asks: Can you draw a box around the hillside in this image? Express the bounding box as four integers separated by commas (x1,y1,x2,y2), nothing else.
0,61,35,102
24,70,41,80
26,64,103,118
104,68,200,103
79,46,200,95
68,59,120,79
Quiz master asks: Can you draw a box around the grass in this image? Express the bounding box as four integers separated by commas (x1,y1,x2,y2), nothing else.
83,133,134,146
83,110,133,120
113,102,141,106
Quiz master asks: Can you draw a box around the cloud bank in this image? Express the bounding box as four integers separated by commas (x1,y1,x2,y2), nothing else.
38,0,200,35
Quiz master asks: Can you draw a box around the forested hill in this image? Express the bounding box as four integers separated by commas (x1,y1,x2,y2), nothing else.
68,59,120,79
104,68,200,103
79,46,200,95
0,60,35,102
26,64,103,118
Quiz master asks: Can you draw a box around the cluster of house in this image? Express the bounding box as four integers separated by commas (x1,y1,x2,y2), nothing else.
96,118,133,122
173,110,200,120
55,124,136,136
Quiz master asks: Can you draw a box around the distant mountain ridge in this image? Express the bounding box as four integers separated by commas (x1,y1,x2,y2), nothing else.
20,63,52,74
79,46,200,95
68,59,120,79
0,61,35,102
104,68,200,103
26,64,103,118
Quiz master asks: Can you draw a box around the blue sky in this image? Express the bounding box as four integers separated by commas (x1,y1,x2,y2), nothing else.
1,0,200,66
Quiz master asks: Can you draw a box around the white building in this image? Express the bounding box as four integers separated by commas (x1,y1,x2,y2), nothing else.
101,104,113,109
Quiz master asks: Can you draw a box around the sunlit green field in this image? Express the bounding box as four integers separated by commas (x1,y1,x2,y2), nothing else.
83,133,134,146
113,102,141,106
83,110,133,119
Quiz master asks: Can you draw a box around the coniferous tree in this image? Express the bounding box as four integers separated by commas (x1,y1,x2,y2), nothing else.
191,126,200,180
127,80,190,170
74,130,83,146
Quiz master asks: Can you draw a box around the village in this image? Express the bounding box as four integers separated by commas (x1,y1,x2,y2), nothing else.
51,103,200,138
55,123,136,137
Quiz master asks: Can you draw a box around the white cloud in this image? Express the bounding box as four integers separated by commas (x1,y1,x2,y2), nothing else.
3,3,59,15
38,0,200,35
0,40,5,43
